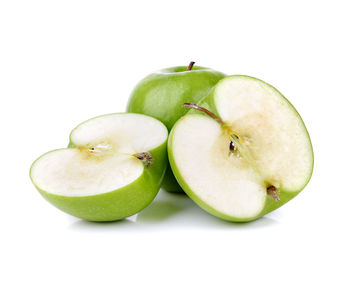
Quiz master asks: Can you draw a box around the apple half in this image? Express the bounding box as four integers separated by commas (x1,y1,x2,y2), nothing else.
30,113,168,221
168,75,314,222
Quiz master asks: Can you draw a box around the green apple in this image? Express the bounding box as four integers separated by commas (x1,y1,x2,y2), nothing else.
30,113,168,221
127,62,225,192
168,75,314,222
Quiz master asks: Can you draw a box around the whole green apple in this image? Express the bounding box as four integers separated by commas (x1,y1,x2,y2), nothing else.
168,75,314,222
30,113,168,221
127,62,226,192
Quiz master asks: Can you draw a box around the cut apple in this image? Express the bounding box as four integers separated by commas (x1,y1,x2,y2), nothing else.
30,113,168,221
168,75,313,222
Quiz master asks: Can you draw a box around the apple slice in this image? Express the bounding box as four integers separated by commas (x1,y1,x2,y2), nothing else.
30,113,168,221
168,75,314,222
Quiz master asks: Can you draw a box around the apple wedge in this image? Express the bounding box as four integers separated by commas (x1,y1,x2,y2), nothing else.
168,75,313,222
30,113,168,221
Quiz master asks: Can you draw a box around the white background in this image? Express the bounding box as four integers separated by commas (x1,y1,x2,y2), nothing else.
1,1,349,281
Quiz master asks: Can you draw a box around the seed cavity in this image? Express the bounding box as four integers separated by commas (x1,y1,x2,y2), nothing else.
87,143,112,153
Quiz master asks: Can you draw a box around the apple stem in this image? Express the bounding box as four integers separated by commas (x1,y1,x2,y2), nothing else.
134,152,153,167
267,186,280,201
182,103,224,124
187,61,195,71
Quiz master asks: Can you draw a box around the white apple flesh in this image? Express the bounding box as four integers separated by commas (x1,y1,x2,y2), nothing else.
168,75,313,222
30,113,168,221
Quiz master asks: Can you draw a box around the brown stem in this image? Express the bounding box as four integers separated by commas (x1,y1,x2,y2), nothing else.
134,152,153,167
182,103,224,124
267,186,280,201
187,61,195,71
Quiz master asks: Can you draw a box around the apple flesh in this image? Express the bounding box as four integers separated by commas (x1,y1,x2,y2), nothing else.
30,113,168,221
168,75,313,222
127,62,225,192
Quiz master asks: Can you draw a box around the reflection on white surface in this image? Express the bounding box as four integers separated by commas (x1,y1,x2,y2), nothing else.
68,189,278,232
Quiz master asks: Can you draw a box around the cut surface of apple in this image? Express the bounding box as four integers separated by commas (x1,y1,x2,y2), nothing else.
30,113,168,221
168,75,313,222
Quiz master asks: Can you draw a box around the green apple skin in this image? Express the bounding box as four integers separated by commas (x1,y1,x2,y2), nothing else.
168,75,314,222
30,114,168,222
127,65,226,193
127,66,226,130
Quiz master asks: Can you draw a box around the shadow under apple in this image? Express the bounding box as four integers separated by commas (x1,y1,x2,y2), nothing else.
68,217,137,232
136,190,279,229
68,190,279,232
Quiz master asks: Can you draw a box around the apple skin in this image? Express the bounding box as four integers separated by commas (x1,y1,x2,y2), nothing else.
168,75,314,222
30,115,168,222
127,65,226,193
